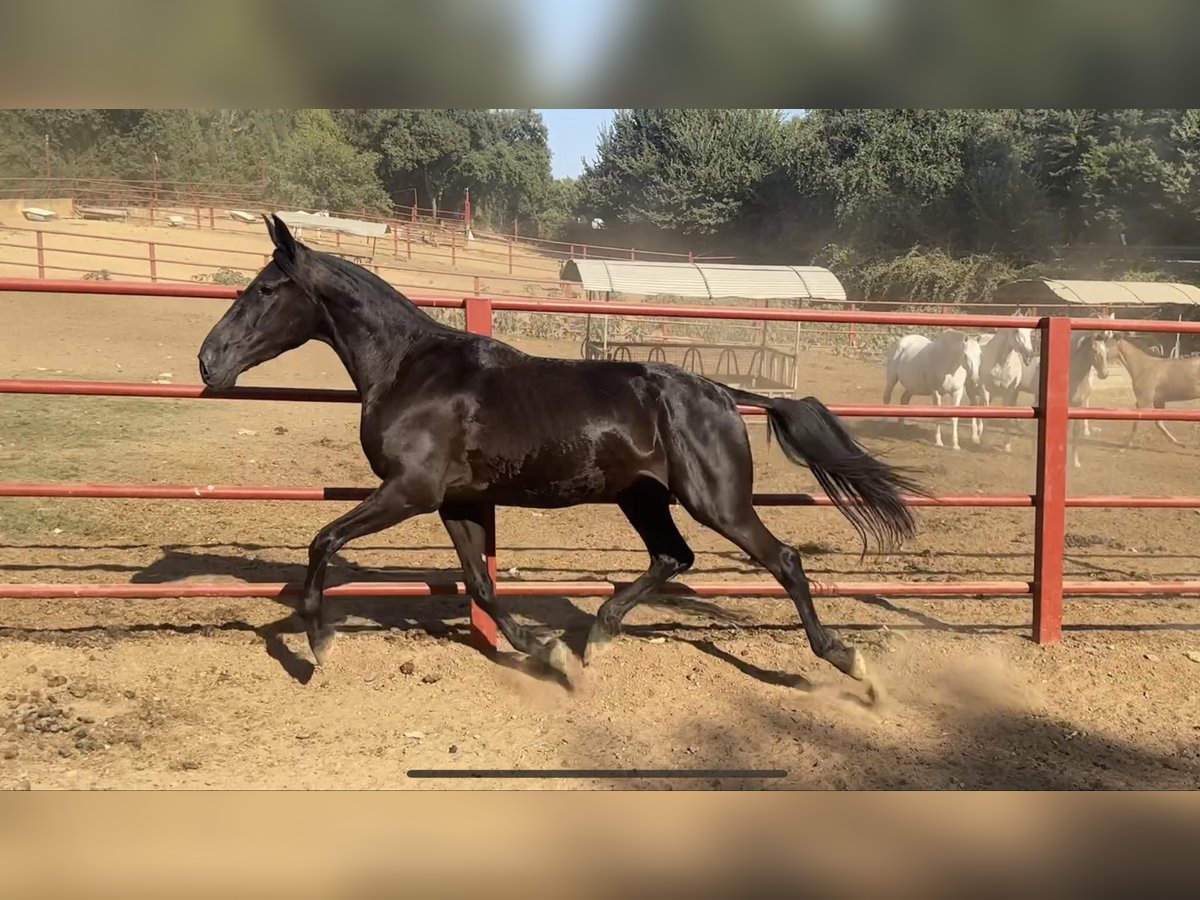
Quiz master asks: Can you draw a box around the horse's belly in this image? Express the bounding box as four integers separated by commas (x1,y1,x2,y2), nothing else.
454,430,662,508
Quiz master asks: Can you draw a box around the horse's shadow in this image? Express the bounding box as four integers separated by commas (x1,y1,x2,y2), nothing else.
129,546,744,688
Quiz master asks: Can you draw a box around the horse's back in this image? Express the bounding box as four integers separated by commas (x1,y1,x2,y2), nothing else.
888,334,931,365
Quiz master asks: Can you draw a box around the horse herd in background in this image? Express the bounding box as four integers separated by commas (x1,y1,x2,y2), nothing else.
882,309,1200,468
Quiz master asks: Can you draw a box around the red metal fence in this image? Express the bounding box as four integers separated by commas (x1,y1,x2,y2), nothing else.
4,278,1200,650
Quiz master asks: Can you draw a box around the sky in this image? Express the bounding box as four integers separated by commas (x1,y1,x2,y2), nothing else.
537,109,808,180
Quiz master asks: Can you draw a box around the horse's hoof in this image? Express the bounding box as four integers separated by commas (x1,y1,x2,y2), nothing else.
535,637,580,682
824,643,868,682
583,622,614,667
866,678,890,707
308,627,337,667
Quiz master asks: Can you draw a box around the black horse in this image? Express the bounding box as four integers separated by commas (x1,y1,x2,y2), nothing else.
198,216,924,691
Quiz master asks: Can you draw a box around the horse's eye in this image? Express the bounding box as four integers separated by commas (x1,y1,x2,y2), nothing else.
261,284,274,297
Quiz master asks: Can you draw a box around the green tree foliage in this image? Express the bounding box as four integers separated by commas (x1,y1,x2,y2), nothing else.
334,108,552,229
578,108,791,236
9,108,1200,298
269,110,390,213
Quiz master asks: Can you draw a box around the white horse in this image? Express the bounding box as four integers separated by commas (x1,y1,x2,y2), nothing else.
1017,311,1115,437
883,329,984,450
1018,332,1112,467
979,309,1037,452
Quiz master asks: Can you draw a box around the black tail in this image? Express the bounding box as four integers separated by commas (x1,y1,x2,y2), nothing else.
727,388,927,555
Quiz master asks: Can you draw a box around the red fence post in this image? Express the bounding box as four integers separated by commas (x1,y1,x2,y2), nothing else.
405,225,412,260
473,275,481,296
209,207,215,230
463,296,500,651
35,231,45,279
1032,315,1071,644
630,247,636,261
451,227,457,267
392,220,399,257
849,302,857,348
148,242,157,283
507,238,513,275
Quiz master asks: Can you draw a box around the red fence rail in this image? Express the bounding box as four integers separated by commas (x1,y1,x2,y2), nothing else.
4,277,1200,649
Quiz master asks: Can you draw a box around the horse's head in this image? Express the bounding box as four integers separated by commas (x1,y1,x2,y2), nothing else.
1011,308,1037,364
962,336,985,400
1089,335,1111,380
198,214,324,390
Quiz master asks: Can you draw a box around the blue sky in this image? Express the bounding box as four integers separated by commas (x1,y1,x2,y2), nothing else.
537,109,808,179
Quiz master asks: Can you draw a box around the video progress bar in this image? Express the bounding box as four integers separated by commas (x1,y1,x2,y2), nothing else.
407,769,788,779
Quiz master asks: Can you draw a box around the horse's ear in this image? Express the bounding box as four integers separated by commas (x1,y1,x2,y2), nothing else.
265,213,298,263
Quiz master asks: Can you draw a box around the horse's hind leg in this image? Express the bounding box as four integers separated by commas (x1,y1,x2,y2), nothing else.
698,503,865,683
1154,400,1184,446
584,480,695,666
673,465,865,684
300,480,427,666
440,505,577,680
897,389,912,427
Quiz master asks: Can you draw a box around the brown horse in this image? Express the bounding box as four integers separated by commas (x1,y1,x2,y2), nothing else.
1112,338,1200,447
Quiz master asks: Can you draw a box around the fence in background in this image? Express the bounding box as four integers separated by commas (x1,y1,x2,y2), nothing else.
3,279,1200,648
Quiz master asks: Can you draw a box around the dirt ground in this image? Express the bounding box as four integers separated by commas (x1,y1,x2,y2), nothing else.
2,290,1200,789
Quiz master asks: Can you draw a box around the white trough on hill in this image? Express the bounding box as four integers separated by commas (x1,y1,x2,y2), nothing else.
274,210,389,238
77,206,128,222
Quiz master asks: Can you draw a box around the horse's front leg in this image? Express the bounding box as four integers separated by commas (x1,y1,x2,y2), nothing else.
933,391,946,448
300,479,432,666
1003,387,1019,453
950,384,966,450
440,506,578,681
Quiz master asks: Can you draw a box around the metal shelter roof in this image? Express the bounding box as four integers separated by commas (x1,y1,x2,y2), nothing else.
559,260,847,301
1003,278,1200,307
275,210,389,238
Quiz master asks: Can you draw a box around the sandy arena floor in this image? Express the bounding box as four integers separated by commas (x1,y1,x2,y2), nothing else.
1,290,1199,789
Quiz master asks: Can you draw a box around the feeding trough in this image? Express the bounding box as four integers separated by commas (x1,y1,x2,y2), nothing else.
21,207,57,222
77,206,128,222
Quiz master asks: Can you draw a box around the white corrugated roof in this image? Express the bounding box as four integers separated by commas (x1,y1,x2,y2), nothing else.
560,260,847,301
1035,279,1200,307
275,210,389,239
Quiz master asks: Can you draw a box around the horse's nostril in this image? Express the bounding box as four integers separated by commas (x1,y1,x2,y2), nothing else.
199,357,210,382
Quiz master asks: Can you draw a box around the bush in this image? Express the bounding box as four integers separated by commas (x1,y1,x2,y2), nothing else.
192,267,252,287
82,269,112,281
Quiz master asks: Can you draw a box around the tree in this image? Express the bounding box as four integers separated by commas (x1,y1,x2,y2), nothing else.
270,110,390,213
336,108,553,227
578,108,791,237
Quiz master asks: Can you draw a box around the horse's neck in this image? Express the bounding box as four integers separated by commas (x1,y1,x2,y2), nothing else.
1117,340,1151,381
312,265,448,397
1067,342,1094,393
986,330,1018,369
